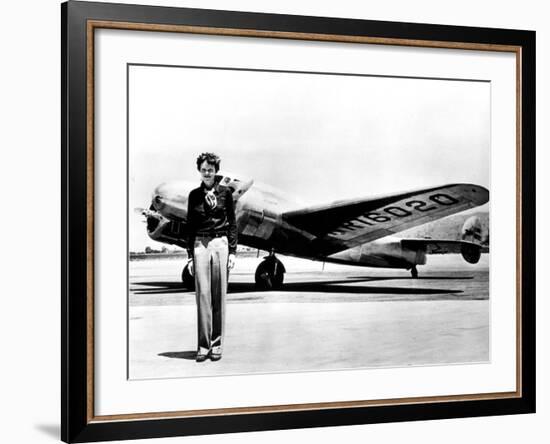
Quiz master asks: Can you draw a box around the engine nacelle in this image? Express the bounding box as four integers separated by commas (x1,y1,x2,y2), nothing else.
461,215,483,243
144,208,188,248
460,215,485,263
460,243,481,264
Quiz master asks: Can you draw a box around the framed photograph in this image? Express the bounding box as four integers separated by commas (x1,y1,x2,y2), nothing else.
62,1,535,442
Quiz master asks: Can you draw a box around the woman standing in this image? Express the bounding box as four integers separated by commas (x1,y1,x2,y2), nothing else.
186,153,237,362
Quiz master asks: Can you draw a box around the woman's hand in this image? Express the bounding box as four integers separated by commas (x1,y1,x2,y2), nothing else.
228,254,236,270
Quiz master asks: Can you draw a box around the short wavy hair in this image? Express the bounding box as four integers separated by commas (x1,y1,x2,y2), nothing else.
196,152,221,172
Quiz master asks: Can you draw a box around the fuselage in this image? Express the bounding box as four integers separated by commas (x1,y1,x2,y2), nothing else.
143,174,427,270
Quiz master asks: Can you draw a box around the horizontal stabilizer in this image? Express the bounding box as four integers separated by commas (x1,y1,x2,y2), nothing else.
401,239,482,255
401,238,486,264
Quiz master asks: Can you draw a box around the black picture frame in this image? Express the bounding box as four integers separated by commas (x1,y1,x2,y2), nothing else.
61,1,536,442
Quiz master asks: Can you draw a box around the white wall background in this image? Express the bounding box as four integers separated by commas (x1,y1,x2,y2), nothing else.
0,0,546,443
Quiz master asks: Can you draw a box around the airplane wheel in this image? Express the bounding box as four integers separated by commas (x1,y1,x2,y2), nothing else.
255,258,284,290
411,266,418,279
181,263,195,290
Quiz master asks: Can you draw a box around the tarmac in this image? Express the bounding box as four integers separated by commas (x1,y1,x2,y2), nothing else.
128,254,489,379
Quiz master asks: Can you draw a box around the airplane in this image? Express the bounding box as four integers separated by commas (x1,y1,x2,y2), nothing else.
139,173,489,290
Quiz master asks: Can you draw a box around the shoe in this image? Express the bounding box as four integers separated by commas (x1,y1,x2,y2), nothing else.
196,353,208,362
210,345,222,361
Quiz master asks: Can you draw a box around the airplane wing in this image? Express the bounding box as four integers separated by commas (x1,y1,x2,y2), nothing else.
282,184,488,249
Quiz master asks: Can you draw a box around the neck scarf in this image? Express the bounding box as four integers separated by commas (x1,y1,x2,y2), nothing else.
205,188,217,209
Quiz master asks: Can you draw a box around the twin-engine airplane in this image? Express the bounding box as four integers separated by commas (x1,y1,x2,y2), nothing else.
140,173,489,290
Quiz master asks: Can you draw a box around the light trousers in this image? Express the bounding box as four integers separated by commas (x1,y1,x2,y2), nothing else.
193,236,229,355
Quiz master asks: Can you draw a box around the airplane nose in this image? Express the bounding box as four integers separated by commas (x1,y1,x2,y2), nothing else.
151,181,194,218
152,183,169,210
153,193,165,210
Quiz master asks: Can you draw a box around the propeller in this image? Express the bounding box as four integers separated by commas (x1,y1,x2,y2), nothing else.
134,207,161,220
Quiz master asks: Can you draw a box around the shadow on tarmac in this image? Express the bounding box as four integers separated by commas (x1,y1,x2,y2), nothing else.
229,282,463,295
158,351,197,360
132,276,465,296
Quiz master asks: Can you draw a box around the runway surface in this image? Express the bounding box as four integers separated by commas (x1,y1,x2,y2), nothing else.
128,254,489,379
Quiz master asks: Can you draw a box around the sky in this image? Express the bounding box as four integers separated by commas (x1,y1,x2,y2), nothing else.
129,64,490,251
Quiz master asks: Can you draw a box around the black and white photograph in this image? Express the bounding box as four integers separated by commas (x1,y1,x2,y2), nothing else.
128,63,490,379
2,0,542,442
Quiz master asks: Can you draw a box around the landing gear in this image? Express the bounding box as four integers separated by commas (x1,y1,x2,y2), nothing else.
410,265,418,279
181,262,195,290
255,251,285,290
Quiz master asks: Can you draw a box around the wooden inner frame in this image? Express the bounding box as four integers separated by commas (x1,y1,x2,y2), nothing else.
85,19,523,423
